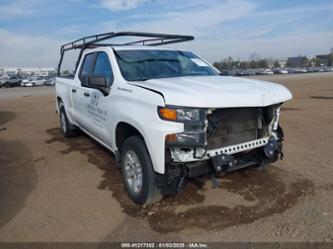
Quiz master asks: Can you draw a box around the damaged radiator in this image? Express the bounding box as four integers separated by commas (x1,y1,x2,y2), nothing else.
206,107,270,150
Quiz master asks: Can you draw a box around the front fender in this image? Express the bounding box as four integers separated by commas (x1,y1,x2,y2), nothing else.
110,85,183,174
114,117,183,174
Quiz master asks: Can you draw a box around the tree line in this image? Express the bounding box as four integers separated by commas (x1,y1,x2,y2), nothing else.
213,50,333,71
213,56,272,70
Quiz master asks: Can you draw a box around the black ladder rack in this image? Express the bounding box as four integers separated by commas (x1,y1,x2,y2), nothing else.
58,31,194,77
60,31,194,53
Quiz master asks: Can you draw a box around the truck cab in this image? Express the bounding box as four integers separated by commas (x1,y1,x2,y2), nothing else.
55,32,292,205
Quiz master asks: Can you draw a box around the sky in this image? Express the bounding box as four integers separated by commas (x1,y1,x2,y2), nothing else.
0,0,332,67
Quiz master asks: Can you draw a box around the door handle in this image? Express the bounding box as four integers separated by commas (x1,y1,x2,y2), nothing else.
84,92,90,97
72,89,77,93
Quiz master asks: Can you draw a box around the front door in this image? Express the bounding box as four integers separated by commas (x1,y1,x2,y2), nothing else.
77,51,114,145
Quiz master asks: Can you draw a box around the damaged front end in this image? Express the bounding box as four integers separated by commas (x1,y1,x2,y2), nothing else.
157,104,285,195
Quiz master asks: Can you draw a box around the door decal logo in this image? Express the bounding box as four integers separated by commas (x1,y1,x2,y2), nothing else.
90,91,100,106
87,91,107,122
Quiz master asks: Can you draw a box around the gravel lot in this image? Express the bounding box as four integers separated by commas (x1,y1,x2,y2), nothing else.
0,73,332,242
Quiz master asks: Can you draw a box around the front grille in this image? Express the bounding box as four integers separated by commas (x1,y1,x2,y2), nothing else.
207,107,268,150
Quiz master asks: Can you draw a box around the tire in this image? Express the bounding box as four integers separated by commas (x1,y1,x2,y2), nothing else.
121,136,163,205
59,106,79,137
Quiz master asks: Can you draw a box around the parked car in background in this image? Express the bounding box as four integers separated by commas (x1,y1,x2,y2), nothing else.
0,77,6,86
235,70,249,76
285,68,295,74
246,69,257,76
44,76,56,86
0,75,21,88
218,70,231,76
275,68,288,74
323,67,331,72
263,69,274,75
294,68,307,73
21,78,30,86
306,67,316,73
22,76,46,87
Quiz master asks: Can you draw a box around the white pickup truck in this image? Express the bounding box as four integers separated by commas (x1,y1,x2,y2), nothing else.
55,32,292,205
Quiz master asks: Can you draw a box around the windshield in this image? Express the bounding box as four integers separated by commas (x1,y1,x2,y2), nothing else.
115,50,218,81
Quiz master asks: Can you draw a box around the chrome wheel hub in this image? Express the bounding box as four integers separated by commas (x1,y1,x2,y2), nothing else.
124,150,143,194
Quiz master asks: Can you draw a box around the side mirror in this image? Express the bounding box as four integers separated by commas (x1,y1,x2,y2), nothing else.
87,75,110,95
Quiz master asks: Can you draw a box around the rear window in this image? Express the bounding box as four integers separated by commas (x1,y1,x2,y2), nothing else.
58,49,81,78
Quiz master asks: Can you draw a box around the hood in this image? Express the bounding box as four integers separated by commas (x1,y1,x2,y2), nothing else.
130,76,292,108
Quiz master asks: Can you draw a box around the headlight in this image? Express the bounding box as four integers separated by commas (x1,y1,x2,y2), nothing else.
158,106,207,147
158,107,201,122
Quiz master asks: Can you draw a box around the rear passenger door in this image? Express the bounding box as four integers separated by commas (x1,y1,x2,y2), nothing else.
78,51,114,143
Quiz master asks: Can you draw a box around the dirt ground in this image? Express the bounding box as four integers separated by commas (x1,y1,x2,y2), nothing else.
0,73,332,242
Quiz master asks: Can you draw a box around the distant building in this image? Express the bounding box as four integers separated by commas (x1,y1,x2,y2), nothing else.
286,56,307,68
278,59,287,68
316,54,332,66
0,67,56,76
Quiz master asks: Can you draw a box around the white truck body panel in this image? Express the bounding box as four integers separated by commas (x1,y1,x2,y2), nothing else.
130,76,292,108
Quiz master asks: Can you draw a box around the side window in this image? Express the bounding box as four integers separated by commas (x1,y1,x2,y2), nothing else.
79,53,96,85
93,52,114,87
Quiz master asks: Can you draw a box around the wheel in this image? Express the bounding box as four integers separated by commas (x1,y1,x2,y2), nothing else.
5,83,10,88
121,136,163,205
59,106,79,137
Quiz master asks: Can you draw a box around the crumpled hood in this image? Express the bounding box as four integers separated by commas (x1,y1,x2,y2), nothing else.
130,76,292,108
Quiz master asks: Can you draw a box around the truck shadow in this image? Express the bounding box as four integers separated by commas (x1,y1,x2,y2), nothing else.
0,111,37,229
46,128,314,233
0,140,37,230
